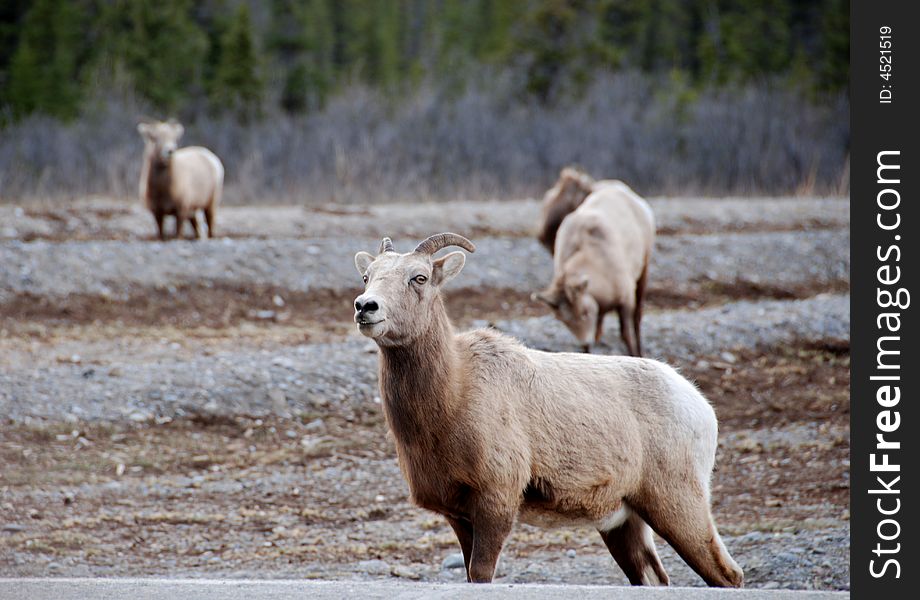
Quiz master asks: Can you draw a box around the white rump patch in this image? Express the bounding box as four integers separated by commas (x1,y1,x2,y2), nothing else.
519,503,633,531
596,505,631,532
202,151,225,182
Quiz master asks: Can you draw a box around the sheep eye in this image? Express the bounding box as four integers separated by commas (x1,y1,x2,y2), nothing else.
362,274,368,284
412,275,428,285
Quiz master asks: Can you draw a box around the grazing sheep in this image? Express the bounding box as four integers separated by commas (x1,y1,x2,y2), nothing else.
137,119,224,240
535,181,654,356
537,167,621,254
353,233,742,587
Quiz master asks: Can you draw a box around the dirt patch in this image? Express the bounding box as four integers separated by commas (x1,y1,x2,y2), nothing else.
2,279,847,335
0,285,543,338
644,279,850,311
683,344,850,535
687,342,850,429
3,196,848,243
11,221,846,243
655,218,843,237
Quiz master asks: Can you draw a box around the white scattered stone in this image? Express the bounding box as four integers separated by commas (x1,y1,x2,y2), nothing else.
356,559,391,576
272,356,295,369
441,553,465,570
303,418,325,433
269,389,290,417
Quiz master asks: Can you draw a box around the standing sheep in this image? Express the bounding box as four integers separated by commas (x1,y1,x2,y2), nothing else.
353,233,742,587
535,181,654,356
137,119,224,240
537,167,621,254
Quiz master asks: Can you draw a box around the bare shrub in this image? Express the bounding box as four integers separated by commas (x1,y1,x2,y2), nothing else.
0,72,848,204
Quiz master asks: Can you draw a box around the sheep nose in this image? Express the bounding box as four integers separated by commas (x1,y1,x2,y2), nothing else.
354,297,379,314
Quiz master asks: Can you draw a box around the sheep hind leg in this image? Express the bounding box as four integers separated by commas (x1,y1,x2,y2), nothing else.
598,510,669,586
204,206,216,238
445,515,474,582
170,212,183,240
618,306,639,357
634,264,648,357
636,493,743,587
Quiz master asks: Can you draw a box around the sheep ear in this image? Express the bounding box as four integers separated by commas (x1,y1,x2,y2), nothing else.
171,122,185,138
355,251,374,276
137,123,150,136
533,289,561,308
431,251,465,286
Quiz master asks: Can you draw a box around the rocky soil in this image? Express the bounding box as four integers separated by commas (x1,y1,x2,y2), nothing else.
0,195,850,590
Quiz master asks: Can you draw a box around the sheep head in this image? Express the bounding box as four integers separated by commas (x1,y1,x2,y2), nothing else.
538,167,596,252
535,274,598,349
353,233,475,346
543,167,595,212
137,119,185,164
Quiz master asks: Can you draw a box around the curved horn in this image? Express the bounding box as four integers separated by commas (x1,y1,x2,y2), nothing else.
378,237,394,254
413,232,476,255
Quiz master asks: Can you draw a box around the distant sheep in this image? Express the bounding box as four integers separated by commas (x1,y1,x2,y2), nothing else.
137,120,224,240
352,233,742,587
537,167,621,254
535,181,654,356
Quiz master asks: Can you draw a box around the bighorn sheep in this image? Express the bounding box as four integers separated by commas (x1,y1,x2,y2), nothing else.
353,233,742,588
137,119,224,240
535,181,654,356
537,167,620,254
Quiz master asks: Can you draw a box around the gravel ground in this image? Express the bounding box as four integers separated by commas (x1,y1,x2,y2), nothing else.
0,196,848,242
0,196,850,590
0,293,847,423
0,230,848,304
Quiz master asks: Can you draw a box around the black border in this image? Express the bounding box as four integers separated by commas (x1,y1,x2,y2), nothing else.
851,1,919,595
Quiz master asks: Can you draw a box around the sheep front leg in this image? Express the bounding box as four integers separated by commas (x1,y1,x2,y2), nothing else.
188,212,201,240
175,209,191,240
445,515,474,582
468,508,514,583
153,209,166,241
594,313,606,345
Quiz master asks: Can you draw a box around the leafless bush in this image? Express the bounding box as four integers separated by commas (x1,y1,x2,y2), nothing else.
0,72,848,204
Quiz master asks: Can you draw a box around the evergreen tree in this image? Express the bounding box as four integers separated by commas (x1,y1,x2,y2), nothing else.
7,0,85,119
95,0,208,113
294,0,334,110
0,0,851,119
515,0,581,102
211,3,263,119
475,0,525,62
699,0,793,83
371,0,401,90
0,0,31,107
817,0,848,91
